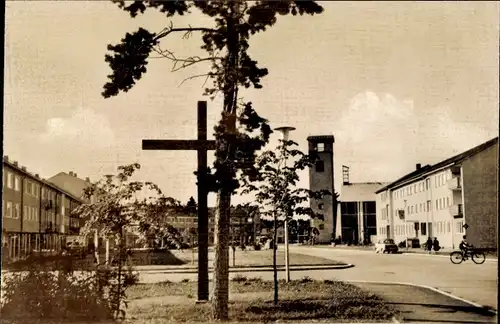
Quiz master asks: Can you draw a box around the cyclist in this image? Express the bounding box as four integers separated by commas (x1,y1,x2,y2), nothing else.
459,235,472,258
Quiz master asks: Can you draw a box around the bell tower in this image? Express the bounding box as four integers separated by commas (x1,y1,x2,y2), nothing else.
307,135,335,243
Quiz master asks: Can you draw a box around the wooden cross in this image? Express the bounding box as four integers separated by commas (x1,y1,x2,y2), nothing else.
142,101,215,301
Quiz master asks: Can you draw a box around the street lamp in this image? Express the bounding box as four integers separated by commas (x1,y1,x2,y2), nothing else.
274,126,295,283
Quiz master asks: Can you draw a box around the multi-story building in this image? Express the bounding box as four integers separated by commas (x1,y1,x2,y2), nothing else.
165,206,259,245
375,137,498,250
308,135,336,244
2,156,83,261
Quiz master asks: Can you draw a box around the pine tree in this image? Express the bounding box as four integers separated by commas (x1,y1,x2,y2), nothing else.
101,1,324,319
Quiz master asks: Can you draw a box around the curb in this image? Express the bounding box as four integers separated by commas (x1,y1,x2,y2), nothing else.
345,280,498,316
137,264,354,274
401,252,498,262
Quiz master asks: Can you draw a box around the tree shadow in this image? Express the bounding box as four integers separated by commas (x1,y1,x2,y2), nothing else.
388,301,497,319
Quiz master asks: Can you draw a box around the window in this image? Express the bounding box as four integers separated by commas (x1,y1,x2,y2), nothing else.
421,222,427,235
447,221,451,233
427,200,431,212
318,203,324,210
26,181,32,195
425,178,430,190
315,160,324,172
413,184,417,193
14,204,20,219
342,202,358,215
317,143,325,152
14,176,21,191
6,202,12,218
409,186,412,195
318,224,325,230
435,200,438,210
447,197,450,207
7,172,13,189
24,206,28,220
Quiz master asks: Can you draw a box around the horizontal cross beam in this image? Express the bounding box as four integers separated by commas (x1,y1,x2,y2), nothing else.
142,140,216,151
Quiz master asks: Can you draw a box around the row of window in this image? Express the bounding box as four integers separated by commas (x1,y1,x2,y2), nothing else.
3,201,39,221
388,220,464,237
391,171,454,200
3,171,69,202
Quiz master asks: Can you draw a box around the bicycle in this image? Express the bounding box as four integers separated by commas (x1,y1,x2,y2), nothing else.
450,247,486,264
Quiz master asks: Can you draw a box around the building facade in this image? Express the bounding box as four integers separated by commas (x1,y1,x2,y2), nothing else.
2,156,82,261
307,135,336,244
164,206,259,245
375,138,498,250
337,181,388,245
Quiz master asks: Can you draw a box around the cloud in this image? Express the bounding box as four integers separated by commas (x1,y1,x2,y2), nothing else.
334,91,497,183
40,107,115,148
335,91,419,180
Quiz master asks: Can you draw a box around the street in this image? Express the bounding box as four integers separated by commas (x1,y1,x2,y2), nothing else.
137,245,497,311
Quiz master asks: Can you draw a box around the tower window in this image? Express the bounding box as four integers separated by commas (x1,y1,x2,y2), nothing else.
317,143,325,152
319,224,325,230
318,203,324,210
315,160,324,172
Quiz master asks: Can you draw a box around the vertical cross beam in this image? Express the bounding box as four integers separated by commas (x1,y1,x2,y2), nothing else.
142,101,215,302
196,101,209,301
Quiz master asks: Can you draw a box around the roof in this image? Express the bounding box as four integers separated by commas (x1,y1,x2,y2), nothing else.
2,159,82,202
307,135,335,143
375,137,499,193
48,172,92,200
340,182,390,202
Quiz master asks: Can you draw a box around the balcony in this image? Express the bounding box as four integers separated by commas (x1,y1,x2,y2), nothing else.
450,204,463,218
447,176,462,191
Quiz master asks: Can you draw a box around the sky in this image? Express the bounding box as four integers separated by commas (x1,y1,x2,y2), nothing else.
4,1,499,207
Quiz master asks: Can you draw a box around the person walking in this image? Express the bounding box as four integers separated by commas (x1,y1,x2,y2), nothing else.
433,237,441,253
426,237,433,254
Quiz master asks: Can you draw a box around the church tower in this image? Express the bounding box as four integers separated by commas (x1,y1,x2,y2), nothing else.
307,135,336,243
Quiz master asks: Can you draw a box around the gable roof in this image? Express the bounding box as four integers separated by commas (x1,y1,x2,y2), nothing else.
48,172,92,200
3,159,82,202
375,137,499,193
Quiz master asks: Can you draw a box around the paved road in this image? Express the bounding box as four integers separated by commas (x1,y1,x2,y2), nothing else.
292,246,498,311
137,245,497,311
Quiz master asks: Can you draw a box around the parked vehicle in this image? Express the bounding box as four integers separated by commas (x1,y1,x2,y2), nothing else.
375,239,399,254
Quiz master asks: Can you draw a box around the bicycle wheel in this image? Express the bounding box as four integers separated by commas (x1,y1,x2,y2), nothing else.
450,251,464,264
472,252,486,264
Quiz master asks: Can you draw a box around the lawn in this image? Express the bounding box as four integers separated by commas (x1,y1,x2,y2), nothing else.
171,249,343,267
126,277,398,323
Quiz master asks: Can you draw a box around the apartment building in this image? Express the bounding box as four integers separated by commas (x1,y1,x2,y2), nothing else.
375,137,498,250
3,156,82,235
164,206,259,245
2,156,83,261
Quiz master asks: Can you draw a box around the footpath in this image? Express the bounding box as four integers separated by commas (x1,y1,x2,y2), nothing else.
352,281,497,323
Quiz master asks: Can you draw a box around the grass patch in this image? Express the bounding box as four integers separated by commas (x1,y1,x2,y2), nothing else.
172,249,343,267
126,279,398,323
4,249,186,271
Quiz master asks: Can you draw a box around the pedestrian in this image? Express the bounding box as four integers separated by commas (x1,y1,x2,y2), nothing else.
426,237,432,254
433,237,440,253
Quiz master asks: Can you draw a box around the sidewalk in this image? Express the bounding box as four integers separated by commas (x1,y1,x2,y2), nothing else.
351,281,497,323
133,263,353,273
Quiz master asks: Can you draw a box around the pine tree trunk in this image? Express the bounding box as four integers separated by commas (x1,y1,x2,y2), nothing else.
211,190,231,319
273,211,279,305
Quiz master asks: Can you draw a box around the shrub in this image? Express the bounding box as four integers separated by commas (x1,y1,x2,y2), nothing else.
1,269,113,322
232,275,248,283
1,251,139,322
